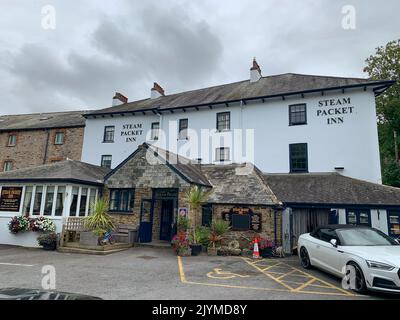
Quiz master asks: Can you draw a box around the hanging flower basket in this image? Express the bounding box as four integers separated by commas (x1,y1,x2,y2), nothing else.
8,216,29,234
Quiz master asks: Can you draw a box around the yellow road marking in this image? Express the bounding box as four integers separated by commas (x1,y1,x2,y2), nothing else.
242,257,354,296
177,256,357,297
276,269,297,280
177,256,187,282
242,257,294,291
293,278,316,292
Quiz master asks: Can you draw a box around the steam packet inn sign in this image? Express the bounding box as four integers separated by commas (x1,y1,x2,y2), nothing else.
0,187,23,212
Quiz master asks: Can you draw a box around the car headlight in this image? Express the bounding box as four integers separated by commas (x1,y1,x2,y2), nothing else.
366,260,395,271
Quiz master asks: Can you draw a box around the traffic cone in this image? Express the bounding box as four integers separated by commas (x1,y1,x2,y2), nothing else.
253,237,260,259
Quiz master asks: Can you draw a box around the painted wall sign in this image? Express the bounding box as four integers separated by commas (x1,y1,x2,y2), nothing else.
121,123,144,142
222,207,262,232
0,187,23,212
317,97,355,125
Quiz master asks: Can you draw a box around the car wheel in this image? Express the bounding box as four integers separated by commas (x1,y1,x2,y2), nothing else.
299,247,312,269
347,262,367,294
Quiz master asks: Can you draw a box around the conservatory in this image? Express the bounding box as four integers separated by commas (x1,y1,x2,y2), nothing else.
0,160,109,247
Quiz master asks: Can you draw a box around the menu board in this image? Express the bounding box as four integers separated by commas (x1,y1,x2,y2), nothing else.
0,187,23,212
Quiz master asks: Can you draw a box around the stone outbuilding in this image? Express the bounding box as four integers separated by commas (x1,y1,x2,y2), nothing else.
104,143,283,246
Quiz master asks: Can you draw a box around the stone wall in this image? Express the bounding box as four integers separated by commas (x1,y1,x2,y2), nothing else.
212,205,282,249
0,127,84,171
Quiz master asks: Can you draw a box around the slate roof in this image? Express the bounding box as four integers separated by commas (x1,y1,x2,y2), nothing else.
0,160,110,186
145,144,212,187
264,173,400,206
85,74,394,116
201,164,280,206
0,111,87,132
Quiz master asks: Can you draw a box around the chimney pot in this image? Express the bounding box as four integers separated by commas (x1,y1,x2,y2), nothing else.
112,92,128,106
151,82,165,99
250,58,262,83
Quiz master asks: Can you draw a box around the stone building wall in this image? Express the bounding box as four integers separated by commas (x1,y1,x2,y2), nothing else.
0,127,84,171
212,204,282,249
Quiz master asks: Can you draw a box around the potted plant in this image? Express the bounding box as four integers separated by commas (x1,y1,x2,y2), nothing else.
37,232,57,250
257,236,275,258
8,215,29,234
82,198,115,246
171,231,191,257
196,226,211,252
29,216,56,233
189,227,204,256
207,219,230,256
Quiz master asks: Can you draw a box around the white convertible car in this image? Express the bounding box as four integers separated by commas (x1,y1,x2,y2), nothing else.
298,225,400,294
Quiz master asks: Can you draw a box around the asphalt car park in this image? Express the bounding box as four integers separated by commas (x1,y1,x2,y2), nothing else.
0,245,397,300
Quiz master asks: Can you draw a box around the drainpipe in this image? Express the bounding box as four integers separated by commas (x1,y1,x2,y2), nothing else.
274,209,278,246
43,129,50,164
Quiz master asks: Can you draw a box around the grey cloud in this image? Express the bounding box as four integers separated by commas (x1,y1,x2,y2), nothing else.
1,3,223,114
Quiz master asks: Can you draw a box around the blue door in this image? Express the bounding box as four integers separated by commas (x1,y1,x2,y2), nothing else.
138,199,153,243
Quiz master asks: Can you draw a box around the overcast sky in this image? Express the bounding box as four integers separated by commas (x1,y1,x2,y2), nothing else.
0,0,399,115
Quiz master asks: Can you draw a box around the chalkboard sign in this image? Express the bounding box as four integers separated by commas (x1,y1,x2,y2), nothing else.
231,214,251,230
0,187,23,212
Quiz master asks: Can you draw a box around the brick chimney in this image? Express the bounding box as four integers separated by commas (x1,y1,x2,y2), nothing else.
112,92,128,106
250,58,262,83
151,82,165,99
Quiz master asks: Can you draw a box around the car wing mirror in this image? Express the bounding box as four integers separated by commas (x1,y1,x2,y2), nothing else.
330,239,338,248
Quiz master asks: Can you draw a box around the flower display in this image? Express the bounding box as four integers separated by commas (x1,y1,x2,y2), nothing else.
8,215,29,234
8,216,56,234
29,216,56,232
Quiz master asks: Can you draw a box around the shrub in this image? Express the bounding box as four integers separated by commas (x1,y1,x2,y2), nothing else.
171,231,190,255
177,215,190,232
85,198,114,233
211,219,231,236
37,232,57,246
195,226,211,246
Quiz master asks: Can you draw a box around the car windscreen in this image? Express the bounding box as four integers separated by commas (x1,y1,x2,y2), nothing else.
337,228,398,246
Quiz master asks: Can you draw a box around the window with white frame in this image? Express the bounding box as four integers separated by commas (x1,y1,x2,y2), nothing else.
88,189,97,214
43,186,55,216
54,132,65,145
79,188,88,217
151,122,160,140
215,147,230,162
22,186,33,215
7,135,17,147
32,186,43,215
70,187,79,216
55,187,66,216
3,161,13,172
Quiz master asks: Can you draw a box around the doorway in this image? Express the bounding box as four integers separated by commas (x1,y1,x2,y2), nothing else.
160,199,174,241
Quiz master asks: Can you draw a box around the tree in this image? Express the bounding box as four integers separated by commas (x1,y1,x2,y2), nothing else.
364,40,400,185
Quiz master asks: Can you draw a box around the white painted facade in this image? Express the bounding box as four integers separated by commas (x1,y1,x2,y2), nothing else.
82,87,382,184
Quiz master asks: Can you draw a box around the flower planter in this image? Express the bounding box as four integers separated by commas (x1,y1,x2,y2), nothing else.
177,247,192,257
260,247,273,258
190,244,202,256
42,242,57,251
79,231,100,246
207,247,218,256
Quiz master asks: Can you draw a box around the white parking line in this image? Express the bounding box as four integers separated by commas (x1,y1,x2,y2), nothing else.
0,262,34,267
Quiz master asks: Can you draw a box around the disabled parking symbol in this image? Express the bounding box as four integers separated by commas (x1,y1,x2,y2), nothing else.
206,268,250,280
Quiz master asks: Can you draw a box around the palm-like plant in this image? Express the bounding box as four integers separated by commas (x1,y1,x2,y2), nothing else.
184,186,209,243
84,198,115,235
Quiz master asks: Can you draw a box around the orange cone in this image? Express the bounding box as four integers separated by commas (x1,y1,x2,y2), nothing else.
253,237,260,259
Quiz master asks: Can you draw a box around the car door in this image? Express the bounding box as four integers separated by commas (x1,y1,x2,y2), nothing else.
312,228,345,276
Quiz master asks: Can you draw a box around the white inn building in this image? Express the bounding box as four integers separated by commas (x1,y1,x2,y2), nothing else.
1,59,399,251
82,60,394,184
